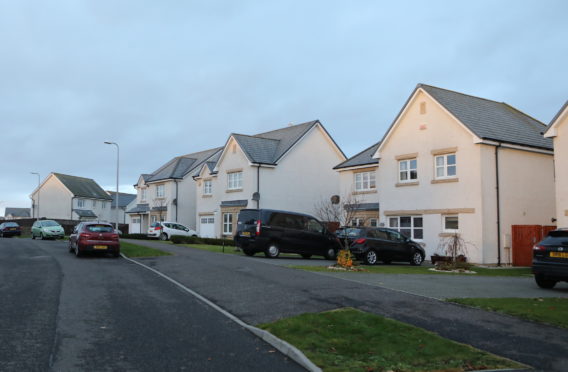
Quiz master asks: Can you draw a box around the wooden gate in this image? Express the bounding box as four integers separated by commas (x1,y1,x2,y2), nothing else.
512,225,557,266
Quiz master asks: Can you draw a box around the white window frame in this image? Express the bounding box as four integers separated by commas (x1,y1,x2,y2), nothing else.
141,188,147,201
369,218,379,227
77,199,85,208
227,172,243,190
443,215,459,233
388,215,423,240
151,215,157,223
93,200,97,208
434,153,457,179
102,201,106,209
350,218,364,227
399,159,418,182
354,171,376,191
156,184,165,198
203,180,212,195
223,213,233,235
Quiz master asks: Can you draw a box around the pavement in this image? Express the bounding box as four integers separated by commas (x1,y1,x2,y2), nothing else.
124,239,568,372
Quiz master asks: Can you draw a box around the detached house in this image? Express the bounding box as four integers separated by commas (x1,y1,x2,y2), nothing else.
127,148,223,233
4,207,31,219
193,120,346,238
106,191,137,225
544,101,568,228
30,173,113,221
373,84,555,264
333,142,380,227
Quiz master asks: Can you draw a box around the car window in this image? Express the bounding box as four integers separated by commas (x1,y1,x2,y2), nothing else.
42,220,60,227
387,230,406,242
541,235,568,246
4,222,18,227
163,223,172,228
367,229,388,239
86,224,114,233
238,210,259,225
307,218,324,233
177,224,189,230
151,222,161,228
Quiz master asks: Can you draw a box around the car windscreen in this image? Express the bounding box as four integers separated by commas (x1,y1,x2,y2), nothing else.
42,220,60,227
238,210,260,225
86,224,114,233
541,235,568,246
336,228,364,238
4,222,19,227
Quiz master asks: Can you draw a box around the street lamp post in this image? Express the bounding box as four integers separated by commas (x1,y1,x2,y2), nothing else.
104,142,120,231
30,172,40,220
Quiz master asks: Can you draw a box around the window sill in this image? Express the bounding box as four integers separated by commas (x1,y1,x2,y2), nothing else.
431,178,459,184
395,181,419,187
352,189,378,195
202,194,212,198
439,232,460,237
226,189,243,193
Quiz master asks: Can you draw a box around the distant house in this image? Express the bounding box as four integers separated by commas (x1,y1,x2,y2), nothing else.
4,207,31,219
106,191,137,225
372,84,555,265
544,101,568,228
334,142,380,227
30,173,113,221
127,148,223,234
193,120,346,238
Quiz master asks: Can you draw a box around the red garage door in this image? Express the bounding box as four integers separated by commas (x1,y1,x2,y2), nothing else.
512,225,557,266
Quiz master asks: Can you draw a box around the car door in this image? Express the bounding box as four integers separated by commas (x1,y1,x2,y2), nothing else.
279,214,306,253
69,224,81,248
386,230,411,260
175,224,191,237
303,218,327,254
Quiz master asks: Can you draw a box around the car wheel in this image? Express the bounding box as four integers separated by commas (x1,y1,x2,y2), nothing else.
264,243,280,258
301,254,312,259
535,274,557,289
324,248,337,260
159,233,168,241
40,233,45,240
74,244,82,257
243,248,255,256
410,251,424,266
364,250,378,265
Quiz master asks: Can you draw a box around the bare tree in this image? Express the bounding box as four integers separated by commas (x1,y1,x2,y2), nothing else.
152,198,168,222
314,193,362,250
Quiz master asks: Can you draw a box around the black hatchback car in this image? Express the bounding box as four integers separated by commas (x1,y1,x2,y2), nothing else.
532,229,568,289
0,222,22,237
347,227,425,265
234,209,341,260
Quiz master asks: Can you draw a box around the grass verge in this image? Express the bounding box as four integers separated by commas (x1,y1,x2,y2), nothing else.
259,308,523,372
176,243,302,257
290,265,532,277
121,241,172,258
447,298,568,329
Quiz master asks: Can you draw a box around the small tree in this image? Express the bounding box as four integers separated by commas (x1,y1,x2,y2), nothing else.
435,233,474,271
152,198,168,222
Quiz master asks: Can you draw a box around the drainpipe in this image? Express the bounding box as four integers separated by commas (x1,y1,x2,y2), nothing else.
495,144,502,267
70,197,75,220
256,165,260,209
175,180,179,222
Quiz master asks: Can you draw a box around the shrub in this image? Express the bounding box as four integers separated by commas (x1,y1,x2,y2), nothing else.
169,235,235,246
122,233,152,240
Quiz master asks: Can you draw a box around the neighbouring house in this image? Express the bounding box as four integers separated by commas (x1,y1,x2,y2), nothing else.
372,84,555,265
193,120,346,238
4,207,31,219
106,191,137,226
333,142,380,227
126,148,223,234
544,101,568,228
29,173,113,221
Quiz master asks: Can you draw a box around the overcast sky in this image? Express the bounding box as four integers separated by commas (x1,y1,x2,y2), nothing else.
1,0,567,215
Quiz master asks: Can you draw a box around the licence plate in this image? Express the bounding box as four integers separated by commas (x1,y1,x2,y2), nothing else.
94,245,108,250
9,228,15,231
241,232,251,237
550,252,568,258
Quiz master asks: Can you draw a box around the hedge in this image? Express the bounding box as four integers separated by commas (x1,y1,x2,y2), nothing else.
122,233,153,240
170,235,236,246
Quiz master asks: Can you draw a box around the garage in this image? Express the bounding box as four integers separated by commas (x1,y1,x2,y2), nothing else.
199,216,215,238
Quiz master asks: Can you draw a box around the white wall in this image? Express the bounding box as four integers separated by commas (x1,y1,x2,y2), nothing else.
30,175,73,219
72,197,112,221
551,115,568,227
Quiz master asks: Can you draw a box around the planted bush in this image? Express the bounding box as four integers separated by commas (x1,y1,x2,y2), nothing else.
169,235,235,246
122,233,152,240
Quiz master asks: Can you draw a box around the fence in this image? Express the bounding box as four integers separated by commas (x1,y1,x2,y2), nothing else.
511,225,556,266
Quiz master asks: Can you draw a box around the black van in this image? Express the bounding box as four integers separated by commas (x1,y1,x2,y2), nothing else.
234,209,341,260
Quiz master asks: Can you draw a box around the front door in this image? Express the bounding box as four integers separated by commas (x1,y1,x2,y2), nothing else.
199,216,215,238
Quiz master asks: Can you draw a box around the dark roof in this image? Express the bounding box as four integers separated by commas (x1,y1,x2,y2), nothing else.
220,200,249,207
73,209,98,217
334,142,380,170
419,84,552,150
106,192,137,208
151,206,167,211
53,173,113,200
146,147,223,183
345,203,379,211
126,204,150,214
4,207,31,218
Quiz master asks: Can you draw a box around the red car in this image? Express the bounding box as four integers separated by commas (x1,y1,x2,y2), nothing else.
0,222,22,237
68,222,120,258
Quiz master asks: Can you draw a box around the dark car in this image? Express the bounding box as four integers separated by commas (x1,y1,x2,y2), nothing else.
68,222,120,258
335,227,364,248
348,227,425,265
234,209,341,260
0,222,21,237
532,229,568,289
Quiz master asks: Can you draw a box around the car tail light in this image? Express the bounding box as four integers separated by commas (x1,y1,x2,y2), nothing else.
111,233,119,241
79,233,92,240
256,220,261,236
354,238,366,244
533,245,546,251
154,226,162,230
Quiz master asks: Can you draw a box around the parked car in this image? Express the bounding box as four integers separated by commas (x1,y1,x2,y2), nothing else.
335,227,364,248
234,209,341,260
148,221,198,240
0,222,22,237
347,227,425,266
68,222,120,257
31,220,65,240
532,229,568,289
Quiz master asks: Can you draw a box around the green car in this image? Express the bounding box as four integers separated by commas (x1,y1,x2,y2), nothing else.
31,220,65,240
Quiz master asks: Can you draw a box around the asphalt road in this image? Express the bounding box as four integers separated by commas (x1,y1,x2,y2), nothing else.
127,239,568,372
0,237,303,372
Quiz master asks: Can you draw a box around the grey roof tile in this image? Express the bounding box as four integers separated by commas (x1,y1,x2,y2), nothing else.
334,142,380,169
54,173,112,200
345,203,379,211
106,192,137,208
146,147,223,183
220,200,248,207
420,84,552,150
4,207,31,218
73,209,98,217
126,204,150,214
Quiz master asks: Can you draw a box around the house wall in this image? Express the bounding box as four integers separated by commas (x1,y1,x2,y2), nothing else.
338,166,379,224
175,177,198,229
72,197,112,221
552,116,568,227
195,170,219,236
30,176,73,219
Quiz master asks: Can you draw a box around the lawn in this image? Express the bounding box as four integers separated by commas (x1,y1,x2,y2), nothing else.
121,241,172,258
447,298,568,329
290,264,532,277
259,308,523,372
176,243,302,257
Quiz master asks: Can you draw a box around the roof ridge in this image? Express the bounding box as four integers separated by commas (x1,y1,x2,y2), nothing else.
53,172,95,181
501,102,546,127
333,141,380,169
233,133,280,142
253,120,318,138
180,146,224,159
418,83,508,106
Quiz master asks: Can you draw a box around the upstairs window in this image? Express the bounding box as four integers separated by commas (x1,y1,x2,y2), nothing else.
354,171,376,191
156,184,165,198
141,188,147,201
204,180,212,195
77,199,85,208
93,200,97,208
435,154,457,179
399,159,418,182
102,202,106,209
227,172,243,190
